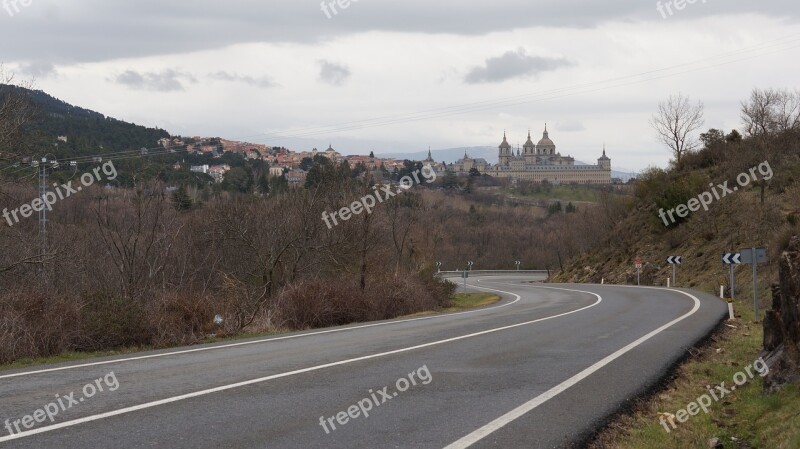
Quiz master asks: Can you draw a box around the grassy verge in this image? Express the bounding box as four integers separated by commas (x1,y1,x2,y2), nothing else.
0,348,149,372
447,292,502,310
499,185,621,203
402,292,502,318
589,304,800,449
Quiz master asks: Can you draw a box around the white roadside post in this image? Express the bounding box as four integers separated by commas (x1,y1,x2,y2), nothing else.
720,285,734,319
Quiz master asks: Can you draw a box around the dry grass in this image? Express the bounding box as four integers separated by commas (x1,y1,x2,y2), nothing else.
588,305,800,449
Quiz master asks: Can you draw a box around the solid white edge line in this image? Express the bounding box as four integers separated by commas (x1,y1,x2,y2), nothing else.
0,283,597,443
0,276,540,380
443,287,702,449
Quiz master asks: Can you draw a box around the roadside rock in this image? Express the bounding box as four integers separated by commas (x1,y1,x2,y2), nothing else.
761,235,800,392
625,262,658,286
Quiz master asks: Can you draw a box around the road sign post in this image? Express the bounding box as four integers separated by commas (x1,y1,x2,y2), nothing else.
666,256,681,287
722,252,741,300
462,270,469,293
740,248,767,320
635,259,642,286
515,260,521,271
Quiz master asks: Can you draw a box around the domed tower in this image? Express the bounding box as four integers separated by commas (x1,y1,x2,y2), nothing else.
536,124,556,156
523,129,536,164
498,131,512,166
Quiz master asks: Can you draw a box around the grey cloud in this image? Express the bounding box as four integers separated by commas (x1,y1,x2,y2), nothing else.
209,71,275,88
0,0,795,64
114,69,196,92
17,61,58,79
465,49,573,84
555,121,586,132
318,61,350,86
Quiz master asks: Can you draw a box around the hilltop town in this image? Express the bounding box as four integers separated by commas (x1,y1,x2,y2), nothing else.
159,126,613,188
157,136,447,186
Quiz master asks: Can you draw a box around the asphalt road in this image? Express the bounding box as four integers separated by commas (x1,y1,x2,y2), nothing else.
0,276,728,448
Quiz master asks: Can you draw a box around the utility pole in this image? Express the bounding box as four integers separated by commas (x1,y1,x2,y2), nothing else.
36,156,61,276
39,157,48,258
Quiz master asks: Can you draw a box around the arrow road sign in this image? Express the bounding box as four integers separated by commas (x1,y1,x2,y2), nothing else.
722,253,741,264
666,256,681,286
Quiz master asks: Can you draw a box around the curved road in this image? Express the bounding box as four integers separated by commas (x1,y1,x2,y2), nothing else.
0,276,727,448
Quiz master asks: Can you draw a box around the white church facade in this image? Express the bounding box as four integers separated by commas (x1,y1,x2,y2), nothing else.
449,126,612,185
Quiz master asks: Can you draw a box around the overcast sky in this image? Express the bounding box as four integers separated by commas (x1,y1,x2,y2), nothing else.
2,0,799,171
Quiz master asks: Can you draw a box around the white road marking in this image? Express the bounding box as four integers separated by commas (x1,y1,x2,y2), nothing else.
0,284,600,443
0,279,522,380
443,287,702,449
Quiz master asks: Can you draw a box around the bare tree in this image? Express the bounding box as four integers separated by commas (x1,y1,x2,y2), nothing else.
650,94,705,167
93,185,179,301
741,88,800,137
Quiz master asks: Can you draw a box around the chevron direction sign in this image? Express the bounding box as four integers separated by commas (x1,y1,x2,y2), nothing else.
721,253,741,264
666,256,682,265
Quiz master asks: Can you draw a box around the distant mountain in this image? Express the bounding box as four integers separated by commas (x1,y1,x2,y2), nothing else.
382,146,638,181
2,84,169,156
381,146,497,164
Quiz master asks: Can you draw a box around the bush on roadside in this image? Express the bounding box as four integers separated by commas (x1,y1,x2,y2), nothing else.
0,289,80,364
77,291,150,351
276,271,455,330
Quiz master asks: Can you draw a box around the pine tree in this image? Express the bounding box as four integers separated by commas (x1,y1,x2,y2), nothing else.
258,173,270,194
172,185,194,211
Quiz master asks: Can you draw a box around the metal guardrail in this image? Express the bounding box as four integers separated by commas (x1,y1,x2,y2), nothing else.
436,270,550,278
